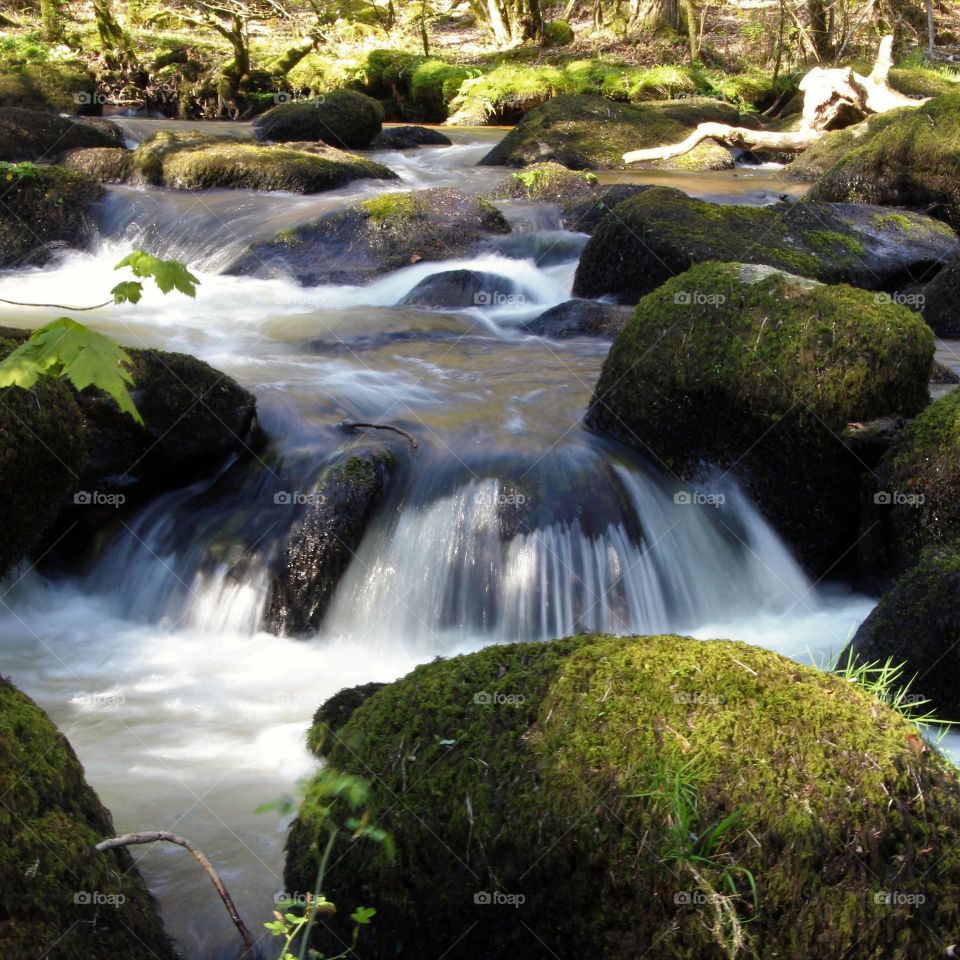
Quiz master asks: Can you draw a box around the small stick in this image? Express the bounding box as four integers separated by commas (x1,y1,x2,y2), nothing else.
95,831,260,959
341,421,419,448
0,297,114,311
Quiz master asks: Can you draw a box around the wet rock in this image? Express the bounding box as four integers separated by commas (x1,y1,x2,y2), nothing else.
371,125,452,149
573,186,958,303
400,270,521,309
60,146,132,183
922,251,960,337
226,188,511,286
0,107,124,161
483,230,588,266
561,184,654,234
488,162,598,203
266,450,393,636
524,299,632,338
253,90,385,149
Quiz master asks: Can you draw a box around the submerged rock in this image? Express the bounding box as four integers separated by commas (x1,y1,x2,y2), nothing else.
479,94,743,171
487,161,598,202
400,270,521,309
524,298,632,338
226,188,511,285
585,262,933,574
572,186,958,303
0,107,123,162
0,675,174,959
287,633,960,960
0,165,102,267
859,389,960,587
805,93,960,231
123,131,396,193
844,547,960,720
253,90,385,149
370,125,452,149
266,450,393,636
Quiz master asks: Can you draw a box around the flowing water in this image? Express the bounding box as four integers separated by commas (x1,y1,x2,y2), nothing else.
0,121,893,958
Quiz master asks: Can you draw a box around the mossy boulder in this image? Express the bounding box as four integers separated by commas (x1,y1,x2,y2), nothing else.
479,94,742,171
60,147,132,183
858,389,960,587
784,124,864,182
265,450,393,636
586,262,933,574
0,63,100,114
488,161,598,202
572,186,959,303
124,131,396,193
806,94,960,231
0,108,124,162
560,183,653,233
286,633,960,960
843,546,960,720
0,165,102,267
253,90,385,149
524,298,633,338
0,675,174,959
370,125,452,149
542,19,575,46
226,188,511,285
921,250,960,337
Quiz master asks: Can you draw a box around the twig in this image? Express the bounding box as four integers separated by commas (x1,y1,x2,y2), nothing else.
94,831,260,959
0,297,114,311
341,421,419,448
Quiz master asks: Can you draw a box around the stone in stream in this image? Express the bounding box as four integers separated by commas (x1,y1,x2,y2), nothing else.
479,94,747,170
399,269,522,309
0,675,175,958
0,327,260,575
921,250,960,337
524,298,632,338
286,633,960,960
804,92,960,232
60,146,132,183
226,188,511,286
0,107,124,162
560,183,654,234
572,186,959,304
114,131,397,193
265,450,393,636
253,90,385,149
0,165,102,267
585,262,933,576
370,125,453,149
842,547,960,721
487,161,599,203
858,389,960,589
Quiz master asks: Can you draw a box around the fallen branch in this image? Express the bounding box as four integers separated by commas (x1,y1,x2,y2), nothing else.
623,123,819,163
0,297,114,311
341,421,419,448
95,831,259,959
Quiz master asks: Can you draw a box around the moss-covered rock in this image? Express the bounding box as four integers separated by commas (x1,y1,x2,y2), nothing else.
0,63,99,114
226,187,511,285
784,124,864,182
0,164,103,267
858,388,960,586
843,546,960,720
560,183,653,233
266,449,393,636
124,131,396,193
0,675,174,959
806,94,960,231
572,186,959,303
921,250,960,337
0,108,123,162
286,633,960,960
253,90,385,149
488,161,598,202
370,125,452,149
479,94,742,170
586,262,933,573
542,19,575,46
60,147,132,183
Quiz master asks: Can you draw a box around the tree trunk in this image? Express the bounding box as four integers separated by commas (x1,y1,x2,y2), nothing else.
806,0,832,61
630,0,680,32
40,0,62,41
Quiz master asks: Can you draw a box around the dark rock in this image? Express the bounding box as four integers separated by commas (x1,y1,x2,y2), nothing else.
524,299,632,338
487,162,599,203
253,90,385,149
922,251,960,337
371,125,452,149
561,184,654,234
400,270,521,309
60,147,132,183
0,107,124,161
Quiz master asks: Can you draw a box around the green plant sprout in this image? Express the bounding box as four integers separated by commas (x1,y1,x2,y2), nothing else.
0,249,199,423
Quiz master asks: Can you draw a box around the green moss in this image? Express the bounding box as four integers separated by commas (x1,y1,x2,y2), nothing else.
361,192,418,223
489,161,598,201
287,633,960,960
870,212,914,231
0,63,96,112
254,89,385,149
542,20,575,47
802,228,866,258
0,676,174,957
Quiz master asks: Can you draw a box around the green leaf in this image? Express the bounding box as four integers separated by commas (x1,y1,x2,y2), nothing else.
111,280,144,305
350,906,376,925
0,317,143,424
114,250,200,298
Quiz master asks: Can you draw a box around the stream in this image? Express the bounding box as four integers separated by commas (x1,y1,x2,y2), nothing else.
0,121,902,958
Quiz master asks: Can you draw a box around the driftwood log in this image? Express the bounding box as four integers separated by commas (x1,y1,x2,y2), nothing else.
623,35,928,164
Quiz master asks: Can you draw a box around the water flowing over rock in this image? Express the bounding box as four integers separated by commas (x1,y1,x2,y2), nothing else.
371,125,452,149
253,90,385,149
400,269,523,309
524,298,632,338
0,107,123,162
